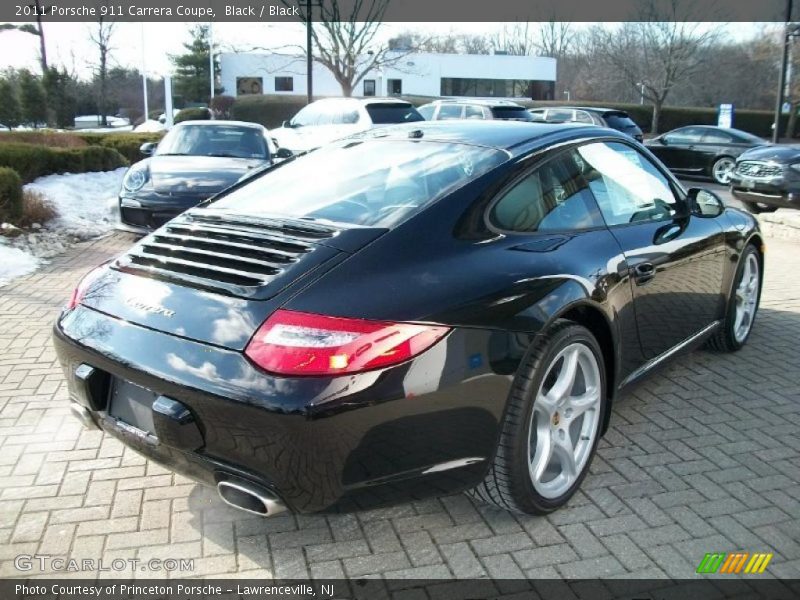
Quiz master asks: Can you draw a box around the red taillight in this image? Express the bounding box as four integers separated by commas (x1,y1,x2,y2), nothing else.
66,264,108,310
245,309,450,376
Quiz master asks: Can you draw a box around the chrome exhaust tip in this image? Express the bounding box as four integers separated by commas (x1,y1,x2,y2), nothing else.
217,480,287,517
70,402,99,430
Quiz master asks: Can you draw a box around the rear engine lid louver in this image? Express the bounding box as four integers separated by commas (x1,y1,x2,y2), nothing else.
114,212,341,299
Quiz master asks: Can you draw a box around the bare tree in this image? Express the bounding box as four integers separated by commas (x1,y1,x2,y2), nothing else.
89,14,115,127
0,0,48,75
286,0,411,97
389,30,490,55
491,23,537,56
590,1,720,133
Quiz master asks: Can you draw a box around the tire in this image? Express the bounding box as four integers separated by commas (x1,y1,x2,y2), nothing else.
706,244,762,352
745,202,779,214
711,156,735,185
469,320,606,515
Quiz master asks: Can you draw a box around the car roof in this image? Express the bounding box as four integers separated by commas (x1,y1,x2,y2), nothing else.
429,98,525,108
548,106,629,115
176,120,266,129
350,120,612,155
310,97,412,106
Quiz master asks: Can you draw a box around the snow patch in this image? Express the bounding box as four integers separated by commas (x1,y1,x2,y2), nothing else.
24,168,127,238
1,168,126,287
0,240,40,286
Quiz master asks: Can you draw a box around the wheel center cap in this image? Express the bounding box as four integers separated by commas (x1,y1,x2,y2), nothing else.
552,412,560,427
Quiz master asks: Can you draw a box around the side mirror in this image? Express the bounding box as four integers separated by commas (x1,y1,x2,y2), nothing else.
282,120,294,128
688,187,725,218
659,136,669,145
139,142,157,156
275,147,293,159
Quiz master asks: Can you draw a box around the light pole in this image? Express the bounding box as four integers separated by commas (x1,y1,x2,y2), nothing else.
306,0,313,104
636,81,645,105
209,22,215,102
774,0,795,143
140,23,148,119
563,90,570,101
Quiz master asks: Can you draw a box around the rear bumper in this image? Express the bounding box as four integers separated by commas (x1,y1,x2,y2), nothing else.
53,306,513,513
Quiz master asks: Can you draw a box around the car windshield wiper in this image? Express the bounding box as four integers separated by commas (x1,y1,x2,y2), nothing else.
206,153,265,159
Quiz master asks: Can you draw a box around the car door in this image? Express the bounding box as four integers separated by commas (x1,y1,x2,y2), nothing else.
487,147,644,380
577,141,726,360
648,126,705,173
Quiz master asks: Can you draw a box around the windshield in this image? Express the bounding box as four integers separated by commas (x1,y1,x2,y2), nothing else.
209,139,508,228
365,104,425,124
156,124,268,159
491,107,535,121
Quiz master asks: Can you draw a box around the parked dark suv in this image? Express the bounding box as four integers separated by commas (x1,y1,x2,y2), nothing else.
418,99,535,122
529,107,643,142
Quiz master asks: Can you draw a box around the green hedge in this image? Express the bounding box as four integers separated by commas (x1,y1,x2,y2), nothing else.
76,132,164,163
231,95,310,129
175,107,211,124
0,142,128,183
0,167,22,222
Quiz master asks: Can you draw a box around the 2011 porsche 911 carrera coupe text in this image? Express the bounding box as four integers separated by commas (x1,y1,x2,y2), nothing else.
53,121,763,516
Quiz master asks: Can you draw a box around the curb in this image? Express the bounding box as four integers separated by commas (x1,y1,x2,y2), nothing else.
757,210,800,241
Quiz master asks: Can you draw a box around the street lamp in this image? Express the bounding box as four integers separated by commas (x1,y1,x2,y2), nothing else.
563,90,570,101
636,81,645,105
773,0,797,143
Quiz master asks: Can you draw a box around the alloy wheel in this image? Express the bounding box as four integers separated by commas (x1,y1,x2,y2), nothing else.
734,252,759,343
713,157,735,185
527,343,601,499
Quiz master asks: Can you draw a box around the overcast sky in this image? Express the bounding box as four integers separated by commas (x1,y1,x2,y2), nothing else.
0,21,764,80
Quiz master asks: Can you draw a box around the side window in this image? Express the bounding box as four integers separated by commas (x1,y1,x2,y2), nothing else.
489,149,605,233
341,109,360,124
547,108,575,122
437,105,464,120
577,142,679,226
663,127,703,144
464,105,485,120
701,130,733,143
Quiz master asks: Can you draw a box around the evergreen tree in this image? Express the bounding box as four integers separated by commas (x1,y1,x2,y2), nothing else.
0,78,21,128
171,25,221,105
18,70,47,127
43,68,77,128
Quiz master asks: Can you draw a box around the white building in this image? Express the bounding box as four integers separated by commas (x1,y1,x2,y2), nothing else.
219,51,557,100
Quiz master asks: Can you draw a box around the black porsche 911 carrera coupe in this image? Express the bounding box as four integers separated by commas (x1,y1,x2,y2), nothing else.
118,120,289,234
54,121,763,516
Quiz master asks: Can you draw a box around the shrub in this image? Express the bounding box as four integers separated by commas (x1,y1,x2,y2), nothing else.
231,95,308,129
175,107,212,123
0,131,89,148
76,132,164,163
14,189,57,228
210,95,235,119
0,167,23,223
0,142,128,183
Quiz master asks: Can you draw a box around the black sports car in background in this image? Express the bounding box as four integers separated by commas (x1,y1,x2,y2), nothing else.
118,120,287,233
646,125,767,185
730,144,800,213
55,121,763,516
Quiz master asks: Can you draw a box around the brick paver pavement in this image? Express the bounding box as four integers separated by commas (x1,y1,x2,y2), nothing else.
1,232,798,581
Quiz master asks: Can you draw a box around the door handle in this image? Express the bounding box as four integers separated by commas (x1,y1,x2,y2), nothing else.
633,262,656,285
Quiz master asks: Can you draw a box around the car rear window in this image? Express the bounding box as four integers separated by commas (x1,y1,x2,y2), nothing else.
603,112,639,130
365,104,425,124
209,139,508,228
491,107,535,121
